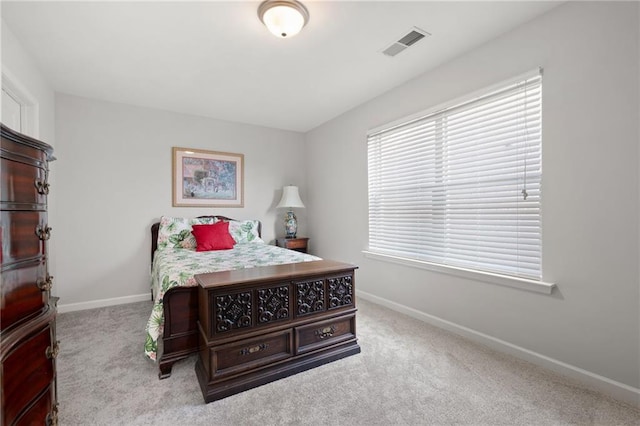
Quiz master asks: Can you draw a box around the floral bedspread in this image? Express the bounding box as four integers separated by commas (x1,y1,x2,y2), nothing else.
144,243,321,360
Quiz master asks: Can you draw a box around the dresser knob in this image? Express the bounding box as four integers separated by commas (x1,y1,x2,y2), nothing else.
34,179,50,195
46,341,60,359
37,275,54,291
36,225,52,241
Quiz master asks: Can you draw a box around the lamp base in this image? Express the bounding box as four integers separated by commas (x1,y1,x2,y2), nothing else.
284,210,297,238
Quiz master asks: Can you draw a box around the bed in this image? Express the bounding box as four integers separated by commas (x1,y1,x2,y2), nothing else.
146,215,325,379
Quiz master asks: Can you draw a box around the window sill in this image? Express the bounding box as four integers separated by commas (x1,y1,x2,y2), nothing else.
362,251,556,295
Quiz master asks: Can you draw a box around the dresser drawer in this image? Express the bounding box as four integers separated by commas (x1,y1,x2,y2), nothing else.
1,211,48,265
2,324,56,425
1,261,48,332
296,313,356,355
1,135,48,165
208,329,293,379
276,238,309,253
0,157,47,206
285,239,307,249
12,384,54,426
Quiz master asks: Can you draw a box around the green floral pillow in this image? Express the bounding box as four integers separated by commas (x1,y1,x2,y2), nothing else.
156,216,217,250
228,220,263,244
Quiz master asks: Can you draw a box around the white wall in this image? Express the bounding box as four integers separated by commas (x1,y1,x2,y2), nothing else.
305,0,640,397
1,19,59,287
1,19,55,143
54,94,308,307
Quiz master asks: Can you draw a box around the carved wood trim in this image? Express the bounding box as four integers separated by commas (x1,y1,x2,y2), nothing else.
328,275,354,309
295,279,325,316
215,292,252,332
257,285,289,324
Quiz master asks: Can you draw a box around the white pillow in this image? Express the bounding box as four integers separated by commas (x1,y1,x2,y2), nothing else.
228,220,263,244
156,216,217,250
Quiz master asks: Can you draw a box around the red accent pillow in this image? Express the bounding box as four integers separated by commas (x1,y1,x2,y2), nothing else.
191,222,236,251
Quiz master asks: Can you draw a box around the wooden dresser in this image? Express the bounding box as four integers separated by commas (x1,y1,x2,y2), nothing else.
195,260,360,403
1,124,58,425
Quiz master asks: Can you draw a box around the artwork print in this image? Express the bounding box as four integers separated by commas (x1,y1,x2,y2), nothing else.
172,147,244,207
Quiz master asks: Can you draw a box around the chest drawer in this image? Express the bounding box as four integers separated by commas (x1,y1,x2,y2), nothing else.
208,329,293,379
1,211,48,265
1,260,48,332
1,323,55,425
1,157,47,206
12,384,54,426
295,313,356,355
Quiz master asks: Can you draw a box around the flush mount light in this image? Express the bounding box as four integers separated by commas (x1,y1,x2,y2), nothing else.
258,0,309,38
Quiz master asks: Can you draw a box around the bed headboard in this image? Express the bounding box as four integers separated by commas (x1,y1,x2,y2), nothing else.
150,216,262,263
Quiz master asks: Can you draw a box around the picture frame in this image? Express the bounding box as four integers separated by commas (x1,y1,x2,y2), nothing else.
172,147,244,207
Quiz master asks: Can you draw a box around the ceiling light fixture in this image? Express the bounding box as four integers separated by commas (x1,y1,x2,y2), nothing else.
258,0,309,39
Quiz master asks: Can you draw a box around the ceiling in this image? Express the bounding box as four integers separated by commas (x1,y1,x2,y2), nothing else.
1,1,561,133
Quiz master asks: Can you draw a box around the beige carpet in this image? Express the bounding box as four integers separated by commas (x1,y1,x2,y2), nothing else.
56,298,639,425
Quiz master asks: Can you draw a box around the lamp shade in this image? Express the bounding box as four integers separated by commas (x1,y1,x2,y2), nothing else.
258,0,309,38
276,185,305,209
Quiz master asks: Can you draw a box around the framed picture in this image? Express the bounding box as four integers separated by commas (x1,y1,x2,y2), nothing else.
172,147,244,207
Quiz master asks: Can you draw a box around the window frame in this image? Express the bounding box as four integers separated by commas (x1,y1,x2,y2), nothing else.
364,69,555,294
1,69,39,138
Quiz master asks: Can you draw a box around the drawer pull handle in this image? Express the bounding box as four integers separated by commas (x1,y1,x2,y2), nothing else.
315,325,336,340
37,275,54,291
240,343,268,356
35,179,50,195
46,341,60,359
36,225,52,241
46,404,59,426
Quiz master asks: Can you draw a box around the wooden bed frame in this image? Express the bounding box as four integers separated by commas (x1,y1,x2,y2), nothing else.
150,216,254,379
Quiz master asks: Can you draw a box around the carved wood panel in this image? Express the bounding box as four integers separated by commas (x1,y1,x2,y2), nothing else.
295,280,325,316
328,275,353,310
215,292,252,332
257,285,289,324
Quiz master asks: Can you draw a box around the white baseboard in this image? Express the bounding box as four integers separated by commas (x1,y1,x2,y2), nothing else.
356,289,640,409
57,293,151,314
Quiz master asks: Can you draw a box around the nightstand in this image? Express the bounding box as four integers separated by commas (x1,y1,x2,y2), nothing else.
276,237,309,253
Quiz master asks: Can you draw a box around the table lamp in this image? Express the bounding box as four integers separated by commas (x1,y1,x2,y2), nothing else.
276,185,305,238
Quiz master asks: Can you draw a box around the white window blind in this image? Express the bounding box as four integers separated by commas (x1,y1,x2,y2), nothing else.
367,70,542,280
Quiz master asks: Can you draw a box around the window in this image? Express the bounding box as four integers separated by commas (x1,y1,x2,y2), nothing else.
367,70,542,281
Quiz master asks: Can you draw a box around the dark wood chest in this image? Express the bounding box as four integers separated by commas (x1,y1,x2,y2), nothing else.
1,124,58,425
195,260,360,403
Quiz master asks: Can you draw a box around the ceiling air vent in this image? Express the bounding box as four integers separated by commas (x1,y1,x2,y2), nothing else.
382,27,430,57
